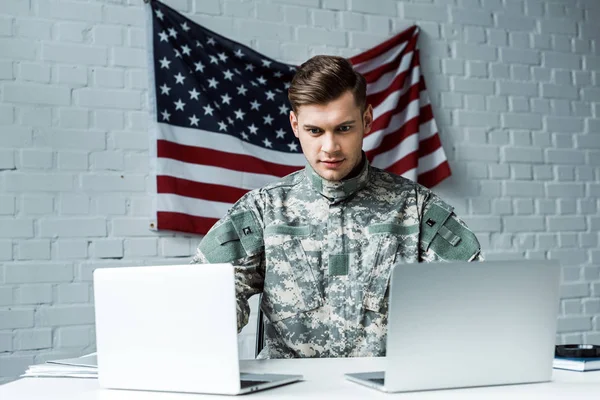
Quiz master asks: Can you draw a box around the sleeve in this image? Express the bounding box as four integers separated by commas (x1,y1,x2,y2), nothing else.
190,192,265,333
418,192,484,263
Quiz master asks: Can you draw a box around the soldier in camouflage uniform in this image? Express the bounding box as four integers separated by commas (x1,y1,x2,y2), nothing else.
191,55,482,359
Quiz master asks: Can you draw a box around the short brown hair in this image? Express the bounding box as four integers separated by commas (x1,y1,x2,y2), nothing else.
288,55,367,114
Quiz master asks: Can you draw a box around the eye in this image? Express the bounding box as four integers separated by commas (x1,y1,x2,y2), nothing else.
338,125,351,132
308,128,321,134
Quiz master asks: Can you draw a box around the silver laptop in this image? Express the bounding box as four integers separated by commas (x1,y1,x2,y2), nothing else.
346,260,561,392
93,263,302,395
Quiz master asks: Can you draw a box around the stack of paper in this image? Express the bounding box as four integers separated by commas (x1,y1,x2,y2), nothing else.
22,352,98,378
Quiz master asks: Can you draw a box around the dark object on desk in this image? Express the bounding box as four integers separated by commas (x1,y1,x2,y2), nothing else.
554,345,600,372
555,344,600,358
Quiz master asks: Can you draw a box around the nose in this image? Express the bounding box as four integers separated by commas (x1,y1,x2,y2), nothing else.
320,132,339,155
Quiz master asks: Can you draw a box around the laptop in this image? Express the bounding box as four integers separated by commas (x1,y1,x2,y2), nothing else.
346,260,561,393
93,263,302,395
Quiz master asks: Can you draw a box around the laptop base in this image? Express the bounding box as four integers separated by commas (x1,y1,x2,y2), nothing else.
238,373,302,394
345,371,388,392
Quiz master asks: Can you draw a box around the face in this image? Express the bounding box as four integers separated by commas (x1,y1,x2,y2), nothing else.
290,90,373,182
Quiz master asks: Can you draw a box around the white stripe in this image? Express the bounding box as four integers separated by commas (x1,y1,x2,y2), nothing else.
370,63,421,119
157,158,284,190
365,51,414,95
417,146,447,174
363,97,420,151
157,193,232,219
157,123,306,167
353,41,409,74
400,167,417,182
352,28,418,74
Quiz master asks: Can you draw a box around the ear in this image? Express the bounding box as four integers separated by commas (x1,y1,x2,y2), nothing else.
363,104,373,134
290,111,299,138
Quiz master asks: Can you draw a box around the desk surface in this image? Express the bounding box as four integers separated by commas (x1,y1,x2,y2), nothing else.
2,357,600,399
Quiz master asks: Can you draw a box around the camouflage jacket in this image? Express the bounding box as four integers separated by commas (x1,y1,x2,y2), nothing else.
191,159,482,359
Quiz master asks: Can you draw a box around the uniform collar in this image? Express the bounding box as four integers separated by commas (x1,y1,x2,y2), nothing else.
305,154,370,201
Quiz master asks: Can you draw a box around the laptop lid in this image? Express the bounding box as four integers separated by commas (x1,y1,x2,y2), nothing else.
384,260,561,392
93,263,242,395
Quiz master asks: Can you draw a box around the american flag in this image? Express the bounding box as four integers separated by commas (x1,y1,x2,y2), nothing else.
149,1,451,235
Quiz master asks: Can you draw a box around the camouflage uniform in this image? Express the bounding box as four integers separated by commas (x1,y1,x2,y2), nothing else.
191,157,482,359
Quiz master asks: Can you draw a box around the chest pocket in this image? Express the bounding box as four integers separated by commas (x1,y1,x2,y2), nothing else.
262,224,323,322
363,223,419,313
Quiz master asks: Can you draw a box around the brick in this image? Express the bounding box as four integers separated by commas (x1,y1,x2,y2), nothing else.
0,105,13,125
21,196,52,215
57,65,87,86
550,249,588,266
0,285,13,305
256,3,283,22
37,0,102,21
504,217,545,232
7,264,72,286
555,166,575,181
548,217,586,232
17,240,51,260
461,216,501,232
124,238,158,257
128,69,148,90
93,68,125,88
5,173,74,192
558,199,577,215
3,83,70,106
546,149,585,165
93,25,124,46
93,110,125,131
0,195,15,215
454,43,497,61
19,149,53,169
57,283,90,303
578,134,600,149
125,154,149,173
512,165,533,180
583,88,600,102
159,237,192,257
40,218,106,238
451,78,494,94
0,38,36,60
557,317,592,333
112,47,145,68
502,147,543,163
540,19,577,35
455,110,499,127
91,239,124,259
20,107,51,128
497,81,538,96
500,48,540,65
0,149,15,169
0,309,34,329
505,181,544,197
545,117,584,133
537,233,558,250
495,14,536,31
350,0,396,15
297,26,346,46
111,218,154,236
450,8,492,26
0,332,11,352
547,183,585,198
238,20,293,41
511,65,531,81
402,4,447,22
364,15,390,36
56,21,90,43
502,114,542,130
59,194,90,215
104,4,145,27
90,151,124,171
75,88,141,110
37,305,95,326
456,145,499,162
55,240,88,259
58,108,89,129
0,219,34,238
42,43,107,65
541,84,579,100
56,326,91,348
509,97,529,112
553,70,572,86
14,329,52,351
93,196,126,215
19,62,51,83
80,174,145,191
544,53,582,70
57,151,88,170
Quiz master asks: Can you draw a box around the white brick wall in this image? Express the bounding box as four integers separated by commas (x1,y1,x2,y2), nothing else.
1,0,599,384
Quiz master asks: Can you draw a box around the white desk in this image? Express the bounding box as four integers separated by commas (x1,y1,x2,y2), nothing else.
2,357,600,399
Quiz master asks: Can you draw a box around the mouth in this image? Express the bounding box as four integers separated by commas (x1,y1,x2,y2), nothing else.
320,159,344,169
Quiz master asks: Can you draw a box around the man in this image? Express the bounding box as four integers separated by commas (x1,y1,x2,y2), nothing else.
191,55,482,359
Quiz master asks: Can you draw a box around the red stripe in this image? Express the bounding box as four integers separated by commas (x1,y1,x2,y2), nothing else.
368,80,422,134
418,133,442,158
157,211,217,235
157,140,301,178
418,161,452,188
360,36,418,85
157,175,249,203
349,25,418,65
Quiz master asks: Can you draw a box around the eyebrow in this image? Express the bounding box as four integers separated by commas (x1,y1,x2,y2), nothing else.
302,120,357,129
